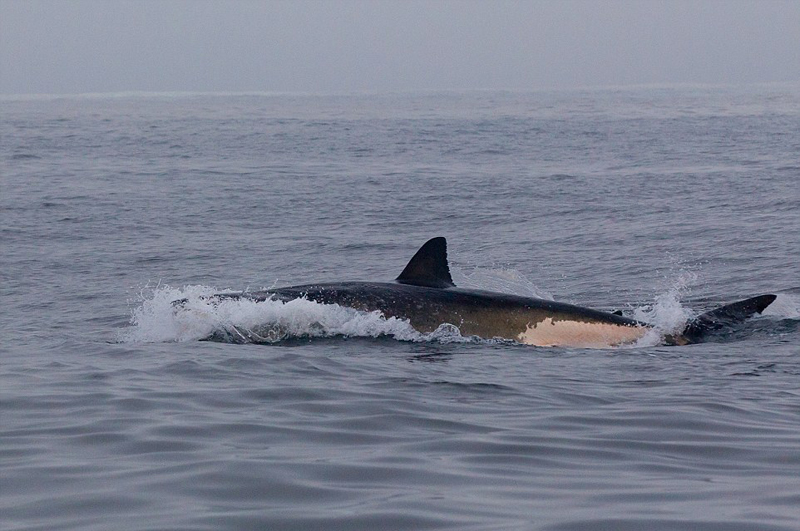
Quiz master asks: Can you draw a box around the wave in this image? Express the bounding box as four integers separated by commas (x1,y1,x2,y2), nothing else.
118,285,474,345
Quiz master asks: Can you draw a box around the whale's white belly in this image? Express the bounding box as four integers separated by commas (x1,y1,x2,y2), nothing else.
517,317,647,348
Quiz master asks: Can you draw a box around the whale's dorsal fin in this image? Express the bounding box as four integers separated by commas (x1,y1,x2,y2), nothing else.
396,237,455,289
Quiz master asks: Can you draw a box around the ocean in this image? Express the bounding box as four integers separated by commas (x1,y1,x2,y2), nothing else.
2,86,799,530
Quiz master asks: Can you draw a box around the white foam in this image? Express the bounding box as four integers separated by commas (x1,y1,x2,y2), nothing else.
118,285,476,345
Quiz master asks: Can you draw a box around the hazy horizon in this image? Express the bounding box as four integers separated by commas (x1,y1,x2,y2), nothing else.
2,0,799,96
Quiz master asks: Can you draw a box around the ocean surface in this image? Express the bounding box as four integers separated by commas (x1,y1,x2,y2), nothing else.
2,86,799,531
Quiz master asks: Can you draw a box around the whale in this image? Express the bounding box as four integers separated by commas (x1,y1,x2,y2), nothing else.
177,237,776,347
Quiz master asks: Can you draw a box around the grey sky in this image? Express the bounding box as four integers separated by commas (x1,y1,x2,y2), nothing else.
2,0,799,95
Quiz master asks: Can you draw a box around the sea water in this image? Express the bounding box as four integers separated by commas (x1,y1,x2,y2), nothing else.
2,87,800,530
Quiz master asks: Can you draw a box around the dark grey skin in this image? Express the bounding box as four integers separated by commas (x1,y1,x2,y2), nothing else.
185,237,776,347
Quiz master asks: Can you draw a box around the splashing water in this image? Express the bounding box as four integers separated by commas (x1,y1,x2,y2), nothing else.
631,272,697,347
118,285,475,345
629,278,798,347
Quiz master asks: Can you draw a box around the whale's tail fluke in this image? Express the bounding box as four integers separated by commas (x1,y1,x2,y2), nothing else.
679,294,777,343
